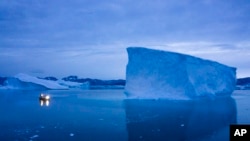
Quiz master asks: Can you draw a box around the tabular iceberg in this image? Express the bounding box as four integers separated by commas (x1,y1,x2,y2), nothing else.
125,47,236,99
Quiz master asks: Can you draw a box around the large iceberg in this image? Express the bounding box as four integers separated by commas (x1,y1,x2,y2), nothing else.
125,47,236,99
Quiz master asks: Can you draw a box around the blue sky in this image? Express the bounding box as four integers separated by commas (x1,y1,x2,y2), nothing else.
0,0,250,79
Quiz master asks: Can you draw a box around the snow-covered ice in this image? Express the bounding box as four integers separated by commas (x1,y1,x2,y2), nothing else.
15,73,67,89
125,47,236,99
2,77,48,90
57,79,89,89
1,73,89,90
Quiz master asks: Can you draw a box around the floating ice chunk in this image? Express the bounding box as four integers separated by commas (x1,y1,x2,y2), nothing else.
30,135,39,139
70,133,74,137
125,47,236,99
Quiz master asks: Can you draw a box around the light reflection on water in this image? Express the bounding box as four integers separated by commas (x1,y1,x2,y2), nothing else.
39,94,50,106
0,90,127,141
40,99,50,106
0,90,245,141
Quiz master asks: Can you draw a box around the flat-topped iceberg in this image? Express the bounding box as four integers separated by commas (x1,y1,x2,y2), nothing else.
125,47,236,99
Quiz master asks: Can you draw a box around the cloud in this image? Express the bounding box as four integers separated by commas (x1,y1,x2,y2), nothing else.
0,0,250,78
1,0,250,49
0,41,249,78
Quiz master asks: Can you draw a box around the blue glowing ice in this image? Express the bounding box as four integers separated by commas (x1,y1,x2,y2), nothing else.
125,47,236,99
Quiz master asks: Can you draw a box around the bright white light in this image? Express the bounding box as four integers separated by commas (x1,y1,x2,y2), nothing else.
40,100,44,106
46,100,49,106
40,94,50,106
45,95,50,100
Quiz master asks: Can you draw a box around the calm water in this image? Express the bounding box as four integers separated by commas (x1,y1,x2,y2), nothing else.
0,90,249,141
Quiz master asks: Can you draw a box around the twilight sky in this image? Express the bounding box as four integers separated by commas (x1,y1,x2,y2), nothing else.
0,0,250,79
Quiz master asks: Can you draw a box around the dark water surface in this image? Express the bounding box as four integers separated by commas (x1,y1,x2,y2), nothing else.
0,90,127,141
0,90,248,141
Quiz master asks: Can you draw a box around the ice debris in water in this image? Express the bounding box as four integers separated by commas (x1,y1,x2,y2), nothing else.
70,133,74,137
30,135,39,139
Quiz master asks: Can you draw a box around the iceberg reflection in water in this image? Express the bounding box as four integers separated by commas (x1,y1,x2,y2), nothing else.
124,97,236,141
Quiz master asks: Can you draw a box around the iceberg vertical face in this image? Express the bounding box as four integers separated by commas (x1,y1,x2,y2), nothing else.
125,47,236,99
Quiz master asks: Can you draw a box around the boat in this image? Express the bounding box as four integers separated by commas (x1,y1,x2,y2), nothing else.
39,94,50,101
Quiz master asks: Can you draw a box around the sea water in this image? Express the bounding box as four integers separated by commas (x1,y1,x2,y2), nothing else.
0,90,127,141
0,89,249,141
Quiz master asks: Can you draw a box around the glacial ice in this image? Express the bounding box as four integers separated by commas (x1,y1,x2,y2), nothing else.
3,77,48,90
1,73,89,90
57,79,89,89
14,73,68,89
125,47,236,99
